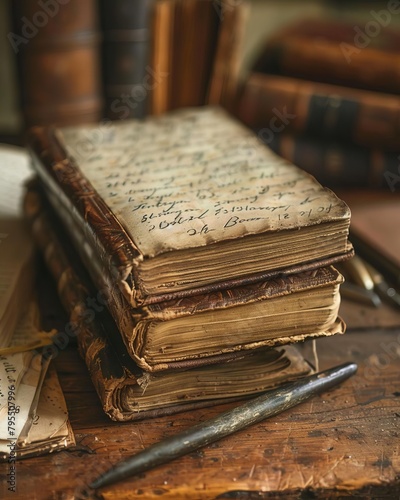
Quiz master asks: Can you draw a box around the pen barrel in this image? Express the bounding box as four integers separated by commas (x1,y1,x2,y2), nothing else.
91,362,357,489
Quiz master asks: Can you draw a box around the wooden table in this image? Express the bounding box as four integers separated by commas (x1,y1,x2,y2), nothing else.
2,323,399,499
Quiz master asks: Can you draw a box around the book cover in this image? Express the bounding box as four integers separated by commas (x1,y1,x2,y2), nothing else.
237,72,400,151
28,107,353,308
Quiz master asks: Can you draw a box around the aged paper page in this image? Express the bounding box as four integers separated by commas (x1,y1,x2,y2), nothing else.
60,107,350,258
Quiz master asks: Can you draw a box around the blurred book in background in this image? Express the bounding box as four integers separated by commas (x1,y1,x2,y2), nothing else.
237,18,400,189
99,0,154,120
11,0,103,127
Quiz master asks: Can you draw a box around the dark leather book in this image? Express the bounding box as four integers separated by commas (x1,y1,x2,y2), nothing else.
24,182,313,421
10,0,102,127
237,72,400,151
268,133,400,189
254,19,400,95
28,107,353,309
99,0,154,120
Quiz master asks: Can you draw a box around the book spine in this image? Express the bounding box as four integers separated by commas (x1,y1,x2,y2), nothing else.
99,0,154,120
237,73,400,151
207,1,248,111
11,0,103,127
149,0,174,115
170,0,220,109
254,35,400,95
269,134,400,189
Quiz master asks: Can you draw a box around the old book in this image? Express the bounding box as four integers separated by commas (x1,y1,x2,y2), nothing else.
0,145,35,347
11,0,102,126
24,184,313,421
237,72,400,151
28,107,352,309
99,0,154,120
254,19,400,95
268,134,400,190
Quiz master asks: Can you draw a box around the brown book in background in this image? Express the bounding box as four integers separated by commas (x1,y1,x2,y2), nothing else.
254,19,400,95
169,0,220,110
150,0,174,115
150,0,246,114
237,73,400,151
99,0,154,120
11,0,102,127
269,133,400,189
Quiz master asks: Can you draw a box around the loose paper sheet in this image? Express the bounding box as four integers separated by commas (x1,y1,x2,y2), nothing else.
0,145,35,347
0,301,74,460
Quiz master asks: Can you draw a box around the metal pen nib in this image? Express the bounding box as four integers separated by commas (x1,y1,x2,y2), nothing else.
89,362,357,490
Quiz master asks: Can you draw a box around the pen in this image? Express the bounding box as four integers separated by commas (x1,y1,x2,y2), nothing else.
90,362,357,490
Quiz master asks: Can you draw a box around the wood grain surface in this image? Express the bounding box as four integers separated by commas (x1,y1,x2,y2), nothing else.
1,328,399,499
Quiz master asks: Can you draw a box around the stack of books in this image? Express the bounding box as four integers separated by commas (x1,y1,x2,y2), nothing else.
25,106,353,421
11,0,245,126
237,18,400,190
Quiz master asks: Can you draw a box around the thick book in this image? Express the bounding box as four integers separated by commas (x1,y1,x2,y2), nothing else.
268,133,400,190
237,72,400,151
99,0,154,120
24,183,313,421
11,0,102,127
28,107,353,310
254,19,400,95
